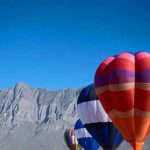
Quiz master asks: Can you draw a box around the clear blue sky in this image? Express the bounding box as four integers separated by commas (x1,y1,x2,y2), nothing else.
0,0,150,90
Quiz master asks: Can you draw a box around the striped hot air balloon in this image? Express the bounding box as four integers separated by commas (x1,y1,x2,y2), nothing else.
64,128,83,150
74,119,100,150
94,52,150,150
77,84,124,150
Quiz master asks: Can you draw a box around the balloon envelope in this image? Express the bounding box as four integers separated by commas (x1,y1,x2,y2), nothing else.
94,52,150,150
74,119,100,150
77,84,124,150
64,128,81,150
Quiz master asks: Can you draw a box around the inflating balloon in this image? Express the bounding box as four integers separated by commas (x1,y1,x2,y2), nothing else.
74,119,100,150
77,84,124,150
94,52,150,150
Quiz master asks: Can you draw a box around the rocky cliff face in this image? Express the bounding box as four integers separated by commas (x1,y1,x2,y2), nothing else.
0,82,80,150
0,82,149,150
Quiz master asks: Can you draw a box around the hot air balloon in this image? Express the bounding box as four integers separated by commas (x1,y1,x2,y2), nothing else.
77,84,124,150
64,128,83,150
74,119,100,150
94,52,150,150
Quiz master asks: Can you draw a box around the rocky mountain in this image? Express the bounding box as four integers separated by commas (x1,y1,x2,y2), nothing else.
0,82,149,150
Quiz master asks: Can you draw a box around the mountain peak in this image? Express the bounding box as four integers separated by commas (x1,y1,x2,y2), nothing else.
15,82,31,89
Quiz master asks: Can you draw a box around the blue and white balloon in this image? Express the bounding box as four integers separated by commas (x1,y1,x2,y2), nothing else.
74,119,100,150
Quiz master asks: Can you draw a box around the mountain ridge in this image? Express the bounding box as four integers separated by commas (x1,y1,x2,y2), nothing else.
0,82,149,150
